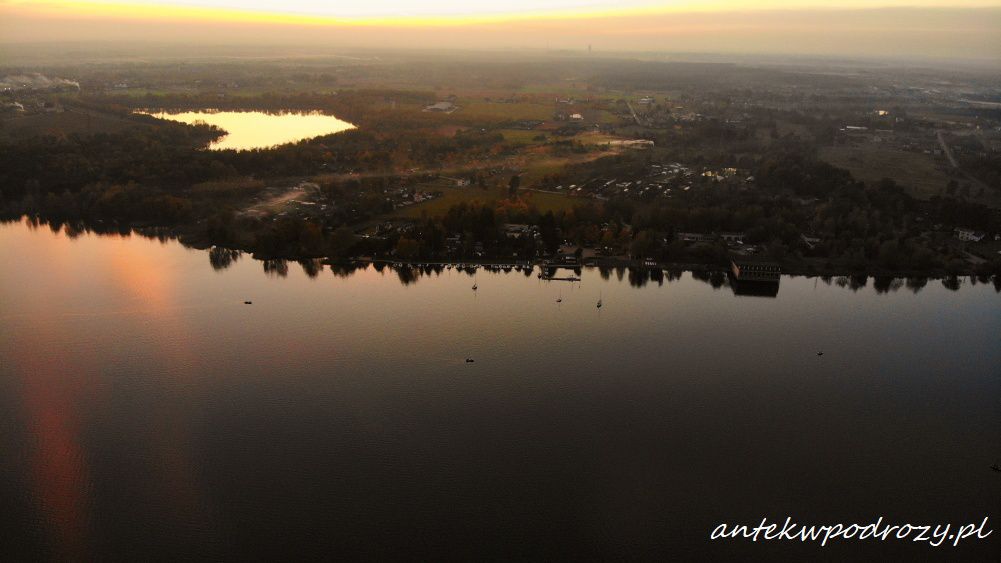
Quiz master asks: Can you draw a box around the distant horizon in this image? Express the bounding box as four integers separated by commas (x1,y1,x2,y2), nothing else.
2,3,999,62
2,37,1000,72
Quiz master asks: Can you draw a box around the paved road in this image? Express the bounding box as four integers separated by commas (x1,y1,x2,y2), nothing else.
936,130,959,168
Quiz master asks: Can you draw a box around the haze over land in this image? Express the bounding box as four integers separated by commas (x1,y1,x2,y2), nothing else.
1,1,1000,63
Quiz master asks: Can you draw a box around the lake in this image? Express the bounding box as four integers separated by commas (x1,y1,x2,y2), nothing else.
141,110,355,150
0,219,998,561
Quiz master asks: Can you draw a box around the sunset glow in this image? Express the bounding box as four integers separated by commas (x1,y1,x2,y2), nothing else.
6,0,1001,26
2,0,999,59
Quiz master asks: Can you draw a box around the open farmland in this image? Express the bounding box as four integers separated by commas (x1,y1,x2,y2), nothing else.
457,100,555,121
819,145,951,199
392,183,579,219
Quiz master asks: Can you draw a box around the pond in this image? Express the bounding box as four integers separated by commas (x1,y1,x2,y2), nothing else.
0,219,998,560
141,109,355,150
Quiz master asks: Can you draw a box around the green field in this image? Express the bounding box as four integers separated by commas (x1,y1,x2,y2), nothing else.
393,184,579,219
521,190,581,214
499,129,547,145
395,185,508,219
819,145,950,199
458,101,554,121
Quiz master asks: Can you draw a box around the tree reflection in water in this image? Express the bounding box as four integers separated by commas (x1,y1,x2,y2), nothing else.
263,259,288,278
4,216,998,293
209,247,242,271
298,259,323,279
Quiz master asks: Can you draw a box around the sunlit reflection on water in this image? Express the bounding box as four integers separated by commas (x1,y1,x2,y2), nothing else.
0,218,998,560
140,110,355,150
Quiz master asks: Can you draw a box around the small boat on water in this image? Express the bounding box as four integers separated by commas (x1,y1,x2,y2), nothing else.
244,301,253,305
472,283,477,291
596,293,602,309
465,358,475,363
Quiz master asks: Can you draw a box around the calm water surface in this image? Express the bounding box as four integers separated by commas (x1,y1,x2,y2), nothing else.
0,220,998,561
142,110,355,150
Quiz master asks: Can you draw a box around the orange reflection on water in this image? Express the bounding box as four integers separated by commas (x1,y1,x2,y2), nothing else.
19,352,91,561
105,231,210,524
5,220,211,555
107,237,177,314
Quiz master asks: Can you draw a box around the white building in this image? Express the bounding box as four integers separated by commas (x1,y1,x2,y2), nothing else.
954,228,985,242
424,101,456,112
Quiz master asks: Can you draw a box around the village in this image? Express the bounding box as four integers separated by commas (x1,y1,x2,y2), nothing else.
3,53,1000,280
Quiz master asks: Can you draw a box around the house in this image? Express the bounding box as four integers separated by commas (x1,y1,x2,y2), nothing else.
440,176,470,187
424,101,456,112
954,228,985,242
730,255,781,282
719,232,745,244
569,113,584,121
676,231,716,242
552,247,580,265
504,224,535,239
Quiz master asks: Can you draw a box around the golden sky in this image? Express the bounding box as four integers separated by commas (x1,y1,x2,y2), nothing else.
1,0,999,60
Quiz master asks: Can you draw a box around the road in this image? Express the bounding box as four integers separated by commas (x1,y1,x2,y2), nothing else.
935,130,998,204
936,130,959,168
625,101,643,126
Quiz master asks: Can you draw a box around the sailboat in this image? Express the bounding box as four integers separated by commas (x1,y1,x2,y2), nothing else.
472,282,477,291
596,291,602,309
556,290,562,303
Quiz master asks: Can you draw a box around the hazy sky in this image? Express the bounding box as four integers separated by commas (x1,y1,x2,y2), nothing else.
1,0,999,61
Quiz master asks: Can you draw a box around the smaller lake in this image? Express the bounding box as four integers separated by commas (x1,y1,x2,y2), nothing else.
142,110,355,150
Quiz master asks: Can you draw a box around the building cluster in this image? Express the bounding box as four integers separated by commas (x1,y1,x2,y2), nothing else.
552,161,749,201
954,227,987,243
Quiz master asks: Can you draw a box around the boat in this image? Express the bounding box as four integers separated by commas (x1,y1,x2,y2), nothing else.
472,283,477,291
465,358,475,363
243,301,253,305
596,292,602,309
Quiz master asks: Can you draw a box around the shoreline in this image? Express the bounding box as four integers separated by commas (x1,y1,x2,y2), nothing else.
7,216,996,280
146,229,1001,280
340,256,993,281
